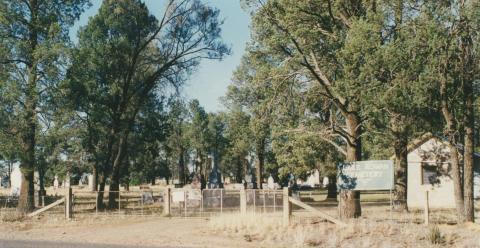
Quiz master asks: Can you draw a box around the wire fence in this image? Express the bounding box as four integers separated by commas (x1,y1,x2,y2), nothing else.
169,189,284,217
0,189,478,224
293,191,480,225
72,190,164,216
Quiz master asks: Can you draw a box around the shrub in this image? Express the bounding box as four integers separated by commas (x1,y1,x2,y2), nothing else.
427,225,444,245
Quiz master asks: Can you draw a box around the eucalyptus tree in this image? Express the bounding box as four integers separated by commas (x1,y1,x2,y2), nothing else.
68,0,228,207
0,0,90,212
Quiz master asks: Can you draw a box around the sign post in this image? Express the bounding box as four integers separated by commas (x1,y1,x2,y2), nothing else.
337,160,395,219
337,160,394,191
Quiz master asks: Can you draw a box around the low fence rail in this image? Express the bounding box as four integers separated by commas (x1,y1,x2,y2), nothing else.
1,188,478,225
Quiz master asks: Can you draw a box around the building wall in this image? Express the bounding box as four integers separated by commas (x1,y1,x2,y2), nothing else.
407,138,480,209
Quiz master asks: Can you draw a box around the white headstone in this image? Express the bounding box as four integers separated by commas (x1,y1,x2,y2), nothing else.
88,174,95,191
10,167,22,196
306,169,320,187
267,176,275,189
64,173,71,188
245,174,252,183
34,171,40,190
53,175,59,189
323,177,329,187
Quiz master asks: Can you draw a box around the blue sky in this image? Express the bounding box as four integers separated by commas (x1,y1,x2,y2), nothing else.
70,0,251,113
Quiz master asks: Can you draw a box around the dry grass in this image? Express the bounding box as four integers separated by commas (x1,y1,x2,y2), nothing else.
209,212,480,248
0,210,25,222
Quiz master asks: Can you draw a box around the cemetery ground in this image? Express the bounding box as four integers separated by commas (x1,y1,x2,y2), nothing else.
1,187,480,247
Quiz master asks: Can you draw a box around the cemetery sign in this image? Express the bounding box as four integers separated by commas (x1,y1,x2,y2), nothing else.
337,160,394,190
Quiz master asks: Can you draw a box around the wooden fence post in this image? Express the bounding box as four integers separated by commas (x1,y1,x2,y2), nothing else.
65,187,72,220
424,191,429,226
283,187,291,227
164,188,171,216
240,188,247,215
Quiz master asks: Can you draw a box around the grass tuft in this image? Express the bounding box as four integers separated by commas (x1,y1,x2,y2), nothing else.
426,225,445,245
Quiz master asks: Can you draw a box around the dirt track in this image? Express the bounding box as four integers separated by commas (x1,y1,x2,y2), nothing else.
0,216,259,248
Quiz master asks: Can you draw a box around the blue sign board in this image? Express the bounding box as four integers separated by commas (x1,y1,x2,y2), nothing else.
337,160,394,190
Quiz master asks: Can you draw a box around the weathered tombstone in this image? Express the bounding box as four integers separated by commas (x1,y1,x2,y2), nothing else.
207,154,223,189
191,175,201,189
53,175,59,189
34,171,40,190
88,174,95,191
10,166,22,196
322,177,329,188
306,169,320,188
64,173,71,188
224,177,231,184
142,191,154,204
267,176,275,189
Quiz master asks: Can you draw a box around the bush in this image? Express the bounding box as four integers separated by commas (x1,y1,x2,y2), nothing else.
427,225,444,245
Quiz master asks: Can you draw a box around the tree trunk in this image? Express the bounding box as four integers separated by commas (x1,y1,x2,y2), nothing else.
37,163,46,205
96,173,106,210
463,79,475,222
339,114,362,219
18,167,35,213
17,0,38,213
8,161,12,187
326,175,337,201
18,77,37,213
256,139,265,189
440,76,465,223
449,142,465,223
178,147,185,185
236,159,243,183
393,133,408,212
108,130,129,209
91,166,98,192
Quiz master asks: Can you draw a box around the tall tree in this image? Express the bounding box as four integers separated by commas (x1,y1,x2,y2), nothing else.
343,1,442,212
187,99,210,188
0,0,90,212
414,0,480,222
68,0,228,208
243,0,380,218
222,109,253,183
165,98,189,185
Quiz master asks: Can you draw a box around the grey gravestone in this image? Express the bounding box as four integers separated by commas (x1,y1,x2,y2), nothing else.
207,154,222,189
142,191,154,204
191,175,201,189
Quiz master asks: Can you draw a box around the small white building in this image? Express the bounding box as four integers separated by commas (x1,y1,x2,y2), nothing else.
404,133,480,209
